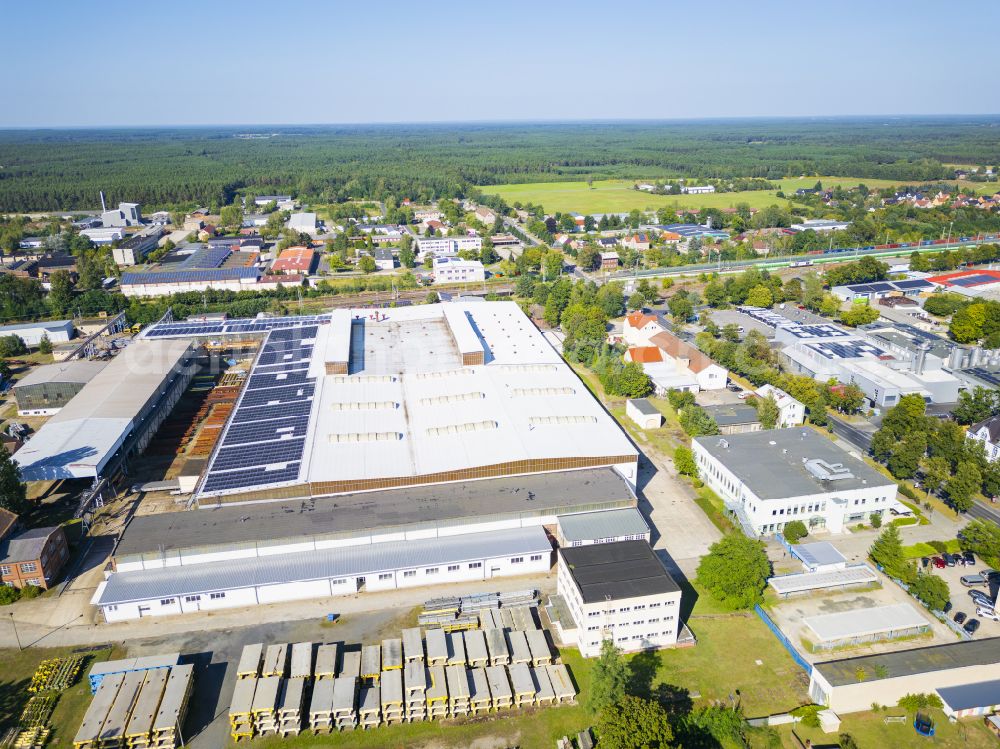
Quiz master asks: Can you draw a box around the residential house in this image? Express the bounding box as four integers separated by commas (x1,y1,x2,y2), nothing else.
622,311,665,347
968,415,1000,463
703,404,761,435
271,246,318,274
423,219,446,234
474,206,497,225
681,185,715,194
0,510,18,542
413,208,444,222
648,330,727,391
755,384,806,427
0,526,69,590
621,234,651,252
600,252,620,271
597,237,619,249
374,248,395,271
432,257,485,284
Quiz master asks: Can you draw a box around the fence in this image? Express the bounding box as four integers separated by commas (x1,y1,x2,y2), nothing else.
754,604,812,675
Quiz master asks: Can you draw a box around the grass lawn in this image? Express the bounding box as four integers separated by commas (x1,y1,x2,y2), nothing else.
478,175,997,216
694,486,736,535
902,539,962,559
0,645,120,749
780,709,999,749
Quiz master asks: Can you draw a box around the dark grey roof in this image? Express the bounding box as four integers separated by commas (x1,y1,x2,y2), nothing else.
116,468,635,558
628,399,659,416
0,526,58,564
693,427,893,500
936,678,1000,712
702,404,760,427
559,541,679,604
815,638,1000,687
970,415,1000,443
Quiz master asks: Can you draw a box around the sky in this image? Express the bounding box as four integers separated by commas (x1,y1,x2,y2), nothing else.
2,0,999,128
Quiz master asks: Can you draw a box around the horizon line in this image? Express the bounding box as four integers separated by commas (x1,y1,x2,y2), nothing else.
2,113,1000,131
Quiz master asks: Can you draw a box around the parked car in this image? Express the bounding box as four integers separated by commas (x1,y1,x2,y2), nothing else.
921,557,930,569
944,554,957,567
964,551,976,565
954,611,968,624
976,607,1000,622
943,600,953,614
969,591,993,607
961,574,989,587
964,618,981,635
933,556,946,569
737,391,751,400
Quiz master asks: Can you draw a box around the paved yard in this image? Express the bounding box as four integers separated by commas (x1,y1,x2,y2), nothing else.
925,560,1000,639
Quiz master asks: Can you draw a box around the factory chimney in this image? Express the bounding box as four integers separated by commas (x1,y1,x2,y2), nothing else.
100,191,107,212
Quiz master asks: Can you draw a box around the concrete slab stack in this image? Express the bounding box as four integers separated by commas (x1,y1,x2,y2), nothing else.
403,662,427,722
512,605,538,631
149,664,193,749
250,675,281,736
358,684,381,729
314,644,339,679
425,628,448,666
276,677,305,737
545,664,576,703
445,631,466,667
426,665,448,719
500,608,515,630
464,630,489,668
289,643,313,680
381,638,403,671
332,677,358,731
307,677,335,734
468,667,491,715
379,669,404,724
525,629,552,666
340,650,362,680
509,663,536,707
360,645,381,681
74,672,124,749
485,665,512,710
123,669,167,749
485,629,510,666
445,665,470,716
402,628,424,664
228,676,257,742
507,630,532,665
480,609,503,629
261,645,288,678
236,644,263,680
531,666,555,706
100,670,146,747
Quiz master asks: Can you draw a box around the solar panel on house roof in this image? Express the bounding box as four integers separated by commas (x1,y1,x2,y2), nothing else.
948,273,999,288
806,340,887,360
866,282,895,293
892,279,933,290
180,246,232,269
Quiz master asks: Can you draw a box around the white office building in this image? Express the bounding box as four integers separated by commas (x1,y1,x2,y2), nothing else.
553,541,682,658
692,427,898,536
433,257,485,284
754,384,805,427
417,236,482,257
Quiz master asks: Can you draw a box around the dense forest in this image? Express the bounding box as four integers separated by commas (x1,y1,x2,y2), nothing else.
1,118,999,212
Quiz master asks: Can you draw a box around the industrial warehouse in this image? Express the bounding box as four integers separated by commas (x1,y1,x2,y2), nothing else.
86,302,645,622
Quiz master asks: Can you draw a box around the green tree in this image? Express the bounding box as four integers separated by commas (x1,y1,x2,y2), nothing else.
887,433,927,480
755,394,780,429
219,204,243,230
840,305,880,327
745,284,773,308
597,696,674,749
399,246,415,268
595,283,625,318
627,293,645,311
0,445,28,514
696,533,771,609
950,302,987,343
588,640,628,714
617,361,653,398
678,405,719,437
357,255,377,274
47,269,75,315
945,461,982,512
667,292,694,322
577,245,600,271
703,280,727,307
783,520,808,543
953,386,1000,425
909,574,950,611
959,519,1000,568
0,335,28,357
37,334,52,355
674,446,697,477
921,456,950,498
869,524,914,582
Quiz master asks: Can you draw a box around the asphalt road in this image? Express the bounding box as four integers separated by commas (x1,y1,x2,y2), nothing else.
968,500,1000,527
827,413,875,451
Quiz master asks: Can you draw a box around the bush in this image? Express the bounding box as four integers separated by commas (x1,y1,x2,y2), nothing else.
783,520,808,543
897,693,943,712
927,540,947,553
898,483,918,500
19,585,42,600
791,704,823,728
910,574,950,611
674,446,698,478
696,533,771,610
0,586,18,605
870,512,882,528
839,733,860,749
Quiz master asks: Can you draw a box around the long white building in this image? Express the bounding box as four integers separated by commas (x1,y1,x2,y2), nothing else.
692,427,898,536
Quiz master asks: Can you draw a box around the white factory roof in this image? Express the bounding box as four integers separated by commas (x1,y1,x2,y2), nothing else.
14,360,108,388
199,302,636,499
15,340,193,481
768,565,878,596
804,603,929,642
0,319,74,336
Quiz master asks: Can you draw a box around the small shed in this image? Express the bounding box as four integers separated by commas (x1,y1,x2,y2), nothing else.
626,398,663,429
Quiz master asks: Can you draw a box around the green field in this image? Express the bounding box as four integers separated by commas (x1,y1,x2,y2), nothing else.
479,177,998,216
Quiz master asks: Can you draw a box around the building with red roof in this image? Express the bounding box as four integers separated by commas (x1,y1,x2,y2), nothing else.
271,246,317,274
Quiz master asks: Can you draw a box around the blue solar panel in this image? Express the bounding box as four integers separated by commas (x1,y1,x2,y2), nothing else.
122,268,261,285
201,462,301,493
948,274,998,288
223,416,310,445
866,282,894,293
212,437,306,472
233,400,312,423
892,279,933,290
180,246,232,269
247,370,311,390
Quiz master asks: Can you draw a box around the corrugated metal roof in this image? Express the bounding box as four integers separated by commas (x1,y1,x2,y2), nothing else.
805,603,928,642
816,639,1000,687
98,526,550,606
936,678,1000,712
793,541,847,569
557,508,648,542
14,360,108,389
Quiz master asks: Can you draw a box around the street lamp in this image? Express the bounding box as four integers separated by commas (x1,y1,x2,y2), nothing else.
10,612,21,652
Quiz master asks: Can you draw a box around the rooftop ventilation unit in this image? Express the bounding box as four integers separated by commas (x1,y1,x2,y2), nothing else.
426,420,498,436
330,401,397,411
328,432,403,443
419,392,485,406
803,458,855,482
511,387,575,397
495,364,559,373
528,415,598,426
328,375,396,384
414,369,471,380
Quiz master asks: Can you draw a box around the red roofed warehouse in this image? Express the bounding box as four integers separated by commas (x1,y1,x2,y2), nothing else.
271,246,318,274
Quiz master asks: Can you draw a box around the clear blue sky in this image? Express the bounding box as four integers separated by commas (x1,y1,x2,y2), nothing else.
3,0,998,127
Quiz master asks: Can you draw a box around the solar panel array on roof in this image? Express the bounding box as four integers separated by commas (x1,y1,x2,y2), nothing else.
122,268,261,285
737,306,792,328
806,340,888,360
948,273,999,288
144,315,329,338
845,279,934,294
200,327,318,495
967,368,1000,388
891,279,934,291
179,246,232,269
783,324,849,340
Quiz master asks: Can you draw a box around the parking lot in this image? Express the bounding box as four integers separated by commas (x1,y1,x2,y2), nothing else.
919,556,1000,639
